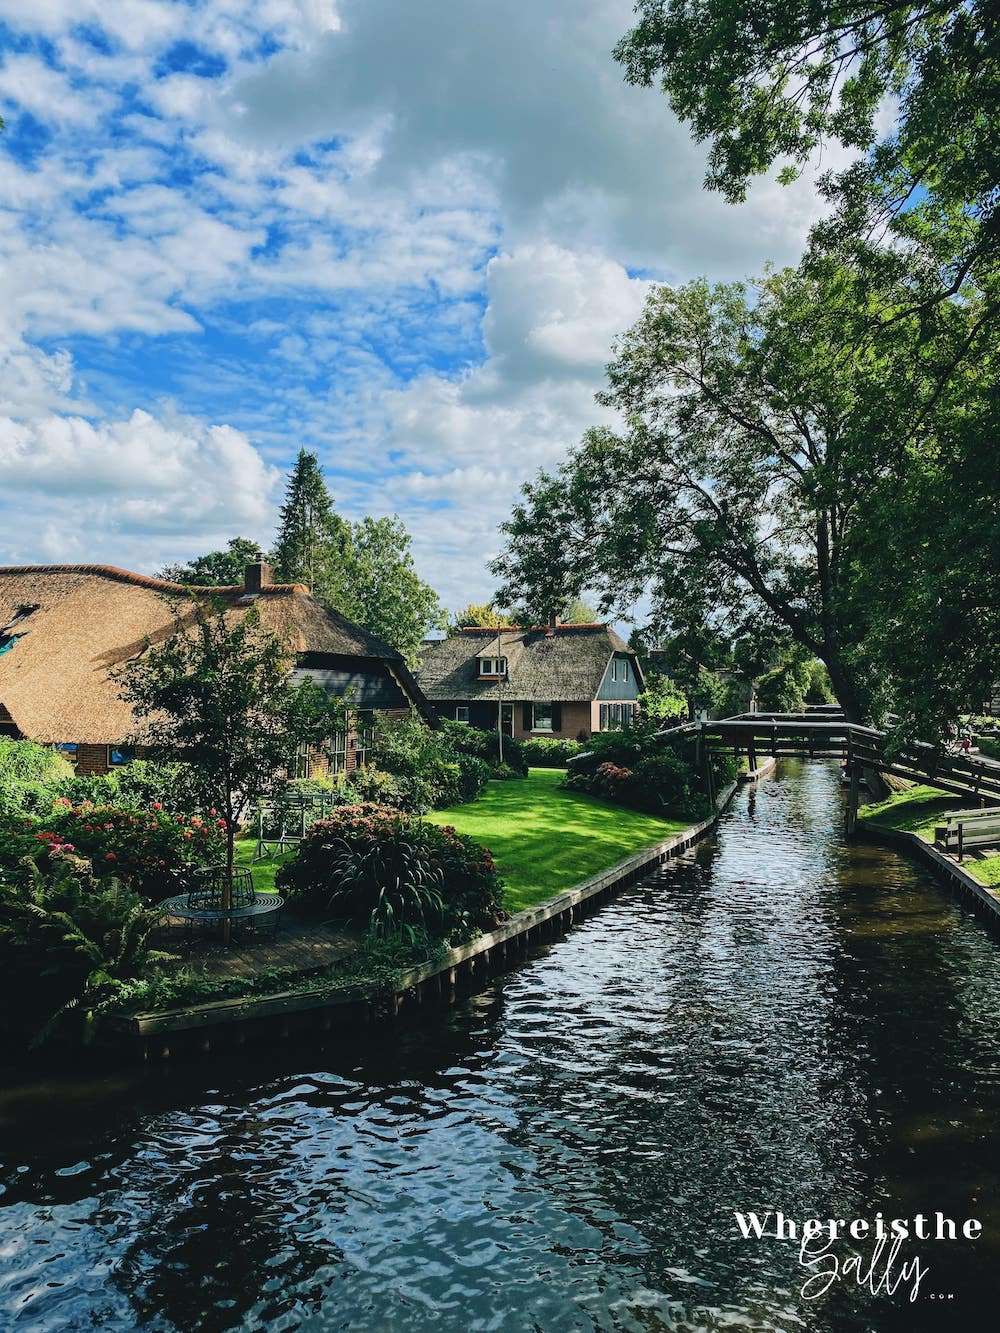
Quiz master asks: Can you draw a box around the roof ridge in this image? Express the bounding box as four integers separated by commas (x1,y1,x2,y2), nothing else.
0,565,309,595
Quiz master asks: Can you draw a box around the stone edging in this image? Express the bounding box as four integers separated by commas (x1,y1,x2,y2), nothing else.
859,820,1000,927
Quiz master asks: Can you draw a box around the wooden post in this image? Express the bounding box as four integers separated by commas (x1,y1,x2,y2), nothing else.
846,763,860,836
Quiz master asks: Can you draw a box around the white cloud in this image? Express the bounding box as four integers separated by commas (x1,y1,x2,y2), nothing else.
0,407,280,566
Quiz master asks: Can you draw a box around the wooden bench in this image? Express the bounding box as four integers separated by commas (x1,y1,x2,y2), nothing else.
935,808,1000,861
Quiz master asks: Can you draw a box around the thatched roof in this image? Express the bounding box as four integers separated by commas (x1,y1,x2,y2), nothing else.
0,564,434,744
417,625,641,702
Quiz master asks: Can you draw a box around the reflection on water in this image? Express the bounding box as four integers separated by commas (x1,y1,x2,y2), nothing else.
2,760,1000,1331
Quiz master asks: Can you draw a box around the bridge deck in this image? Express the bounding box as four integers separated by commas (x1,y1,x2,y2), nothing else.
662,715,1000,806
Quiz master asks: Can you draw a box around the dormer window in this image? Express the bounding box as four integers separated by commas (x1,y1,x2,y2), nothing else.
478,656,507,677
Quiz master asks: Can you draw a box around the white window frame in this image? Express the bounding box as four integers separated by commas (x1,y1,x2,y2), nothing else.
478,656,507,676
455,705,470,724
611,659,618,681
532,702,553,732
623,660,630,681
328,730,347,775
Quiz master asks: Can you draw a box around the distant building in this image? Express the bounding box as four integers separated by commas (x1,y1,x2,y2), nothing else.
418,623,644,741
0,559,436,776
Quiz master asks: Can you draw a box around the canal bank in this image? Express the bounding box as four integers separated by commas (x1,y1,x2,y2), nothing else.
109,780,740,1056
5,757,1000,1332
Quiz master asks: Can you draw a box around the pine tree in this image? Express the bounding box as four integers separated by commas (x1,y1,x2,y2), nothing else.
271,450,351,602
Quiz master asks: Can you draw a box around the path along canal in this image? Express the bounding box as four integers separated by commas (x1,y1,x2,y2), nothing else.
2,759,1000,1332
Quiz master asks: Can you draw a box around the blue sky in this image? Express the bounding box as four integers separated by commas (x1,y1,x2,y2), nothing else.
0,0,840,611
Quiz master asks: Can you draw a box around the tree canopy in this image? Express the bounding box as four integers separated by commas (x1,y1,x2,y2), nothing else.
159,537,263,587
340,516,446,667
492,258,999,730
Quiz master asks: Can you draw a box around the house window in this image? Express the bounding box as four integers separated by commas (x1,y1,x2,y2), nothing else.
623,660,629,681
293,741,310,780
108,745,134,766
355,710,375,767
532,702,553,732
328,730,347,775
611,659,618,681
55,743,78,758
478,657,507,677
455,705,470,724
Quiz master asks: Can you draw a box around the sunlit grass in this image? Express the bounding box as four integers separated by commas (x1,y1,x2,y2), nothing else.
859,785,1000,890
427,768,688,912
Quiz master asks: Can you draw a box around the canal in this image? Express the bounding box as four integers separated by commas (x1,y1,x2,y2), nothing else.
2,759,999,1331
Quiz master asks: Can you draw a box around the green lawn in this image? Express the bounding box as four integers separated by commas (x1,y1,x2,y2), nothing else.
859,785,1000,889
858,785,957,842
235,838,293,894
427,768,688,912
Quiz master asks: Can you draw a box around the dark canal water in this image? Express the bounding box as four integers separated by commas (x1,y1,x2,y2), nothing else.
3,760,1000,1332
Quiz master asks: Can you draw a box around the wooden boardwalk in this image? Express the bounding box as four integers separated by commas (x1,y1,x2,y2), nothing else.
155,916,360,982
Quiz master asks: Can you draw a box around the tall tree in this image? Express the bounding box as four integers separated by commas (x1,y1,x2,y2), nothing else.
159,538,263,587
492,261,998,730
341,517,446,666
272,450,352,603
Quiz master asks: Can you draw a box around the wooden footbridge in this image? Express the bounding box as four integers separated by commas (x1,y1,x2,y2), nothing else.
660,707,1000,830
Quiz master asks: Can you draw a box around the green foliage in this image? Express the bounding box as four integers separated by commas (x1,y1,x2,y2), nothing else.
51,760,203,818
439,718,528,776
560,597,599,624
0,856,170,1051
637,669,688,722
272,449,352,604
366,713,494,811
757,658,812,713
804,661,835,705
493,263,998,733
117,599,342,877
159,537,263,587
450,602,513,630
340,515,447,666
520,736,583,767
0,802,223,900
564,720,719,818
275,803,505,942
0,739,75,818
613,0,999,307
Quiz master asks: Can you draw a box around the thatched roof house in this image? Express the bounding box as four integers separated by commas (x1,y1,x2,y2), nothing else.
417,624,644,742
0,560,435,774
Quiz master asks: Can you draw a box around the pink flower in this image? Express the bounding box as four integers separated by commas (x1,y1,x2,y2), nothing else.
152,802,162,811
105,852,117,861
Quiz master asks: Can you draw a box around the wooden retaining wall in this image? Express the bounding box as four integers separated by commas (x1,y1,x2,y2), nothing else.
112,782,740,1058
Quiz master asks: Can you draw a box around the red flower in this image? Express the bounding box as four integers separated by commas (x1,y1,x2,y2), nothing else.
105,852,117,861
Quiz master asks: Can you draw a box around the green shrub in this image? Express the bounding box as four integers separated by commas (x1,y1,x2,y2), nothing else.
0,738,75,818
0,856,169,1050
564,719,719,818
276,802,506,942
520,736,583,767
439,719,528,776
0,802,225,902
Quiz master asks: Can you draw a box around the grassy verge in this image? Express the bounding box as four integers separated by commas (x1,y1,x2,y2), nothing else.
859,785,1000,889
427,767,690,912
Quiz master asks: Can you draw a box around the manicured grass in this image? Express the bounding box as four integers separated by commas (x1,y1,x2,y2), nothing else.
235,839,293,894
858,785,957,843
859,785,1000,890
427,768,689,912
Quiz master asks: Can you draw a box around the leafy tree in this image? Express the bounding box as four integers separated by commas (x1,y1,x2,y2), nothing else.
451,602,514,631
493,261,998,728
560,597,601,624
272,449,352,603
117,600,343,924
637,670,688,723
341,516,446,666
159,537,263,587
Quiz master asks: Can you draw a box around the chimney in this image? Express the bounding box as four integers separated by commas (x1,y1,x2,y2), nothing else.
546,612,559,637
244,554,274,593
